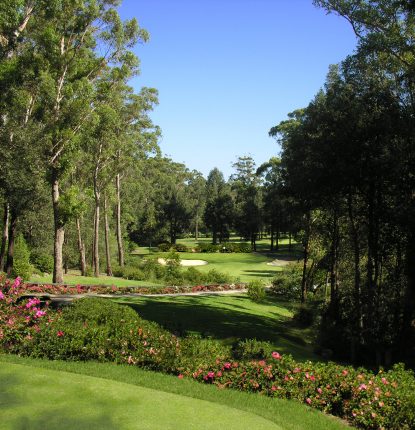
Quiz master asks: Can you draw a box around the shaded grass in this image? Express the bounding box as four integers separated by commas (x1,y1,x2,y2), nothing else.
114,294,318,361
0,355,349,430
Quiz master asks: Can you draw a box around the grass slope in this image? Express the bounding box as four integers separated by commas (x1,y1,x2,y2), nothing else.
115,294,317,361
0,355,348,430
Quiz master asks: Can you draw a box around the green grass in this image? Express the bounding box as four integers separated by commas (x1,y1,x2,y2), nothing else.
130,249,300,284
29,272,163,288
114,294,318,361
0,355,349,430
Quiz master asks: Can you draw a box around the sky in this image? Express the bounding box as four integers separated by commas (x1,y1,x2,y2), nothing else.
118,0,357,179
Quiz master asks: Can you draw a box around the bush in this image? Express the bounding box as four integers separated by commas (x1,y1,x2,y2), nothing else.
221,243,252,253
233,339,274,360
158,242,172,252
197,243,221,253
121,266,145,281
270,262,303,301
11,236,32,281
247,280,266,302
182,267,207,285
205,269,232,284
30,250,54,274
19,298,180,371
173,243,188,252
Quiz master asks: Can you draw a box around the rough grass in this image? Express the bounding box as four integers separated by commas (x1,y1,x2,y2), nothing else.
0,355,349,430
115,294,318,361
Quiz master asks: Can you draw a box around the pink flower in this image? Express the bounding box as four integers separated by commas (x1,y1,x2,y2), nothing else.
342,369,348,376
378,401,384,407
310,375,316,381
306,398,312,405
223,362,231,370
207,371,215,379
358,384,367,391
0,291,4,300
178,374,184,379
272,351,281,360
35,310,46,318
381,377,388,385
57,331,64,337
258,360,266,367
317,387,322,394
216,371,222,377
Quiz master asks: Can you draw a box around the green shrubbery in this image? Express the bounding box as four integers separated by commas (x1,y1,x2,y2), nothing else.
11,236,32,281
270,262,303,300
196,242,252,253
30,250,54,274
247,280,266,302
157,242,189,252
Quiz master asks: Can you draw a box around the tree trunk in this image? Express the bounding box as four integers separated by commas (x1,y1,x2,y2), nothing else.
115,173,124,267
76,217,87,276
301,212,311,303
195,213,199,241
276,227,280,251
104,195,112,277
5,211,17,276
52,177,64,283
93,199,100,278
212,230,217,245
270,228,274,252
0,202,9,271
288,231,292,252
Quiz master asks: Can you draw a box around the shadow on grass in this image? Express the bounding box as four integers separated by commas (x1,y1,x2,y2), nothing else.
119,296,317,361
243,270,280,277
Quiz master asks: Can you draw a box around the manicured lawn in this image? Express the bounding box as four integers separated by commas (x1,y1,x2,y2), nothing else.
115,294,318,361
0,355,349,430
131,250,300,283
29,272,163,288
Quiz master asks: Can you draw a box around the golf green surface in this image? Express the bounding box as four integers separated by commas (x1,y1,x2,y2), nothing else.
0,362,281,430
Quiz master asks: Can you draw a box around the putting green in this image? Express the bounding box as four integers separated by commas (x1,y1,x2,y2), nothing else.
0,363,282,430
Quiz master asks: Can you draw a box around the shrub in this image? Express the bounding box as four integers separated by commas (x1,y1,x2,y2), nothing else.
121,266,145,281
270,262,303,301
158,242,172,252
247,280,266,302
198,243,220,253
30,250,54,274
205,269,232,284
173,243,188,252
19,298,180,371
233,339,274,360
182,267,207,285
11,236,32,281
221,243,252,253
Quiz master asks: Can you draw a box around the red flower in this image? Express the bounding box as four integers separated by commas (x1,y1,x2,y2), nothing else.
57,330,64,337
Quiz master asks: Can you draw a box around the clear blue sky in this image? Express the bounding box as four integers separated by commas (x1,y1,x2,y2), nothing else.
118,0,357,179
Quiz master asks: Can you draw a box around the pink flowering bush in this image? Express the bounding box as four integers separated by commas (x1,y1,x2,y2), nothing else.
185,353,415,429
0,277,55,351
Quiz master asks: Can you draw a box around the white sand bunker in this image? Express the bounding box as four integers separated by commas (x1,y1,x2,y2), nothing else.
267,255,299,267
157,258,208,267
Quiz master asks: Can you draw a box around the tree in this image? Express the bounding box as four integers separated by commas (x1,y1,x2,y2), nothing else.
204,168,234,244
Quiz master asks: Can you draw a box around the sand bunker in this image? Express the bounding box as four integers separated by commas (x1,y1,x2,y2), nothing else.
158,258,208,267
266,255,300,267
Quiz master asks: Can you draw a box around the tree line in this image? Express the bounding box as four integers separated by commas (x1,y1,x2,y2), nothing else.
269,0,415,366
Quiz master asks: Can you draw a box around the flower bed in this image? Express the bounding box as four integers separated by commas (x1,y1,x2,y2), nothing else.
22,282,246,295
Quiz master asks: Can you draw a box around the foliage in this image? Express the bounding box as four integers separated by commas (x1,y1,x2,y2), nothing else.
10,235,32,281
247,280,266,302
270,262,303,301
29,250,54,274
